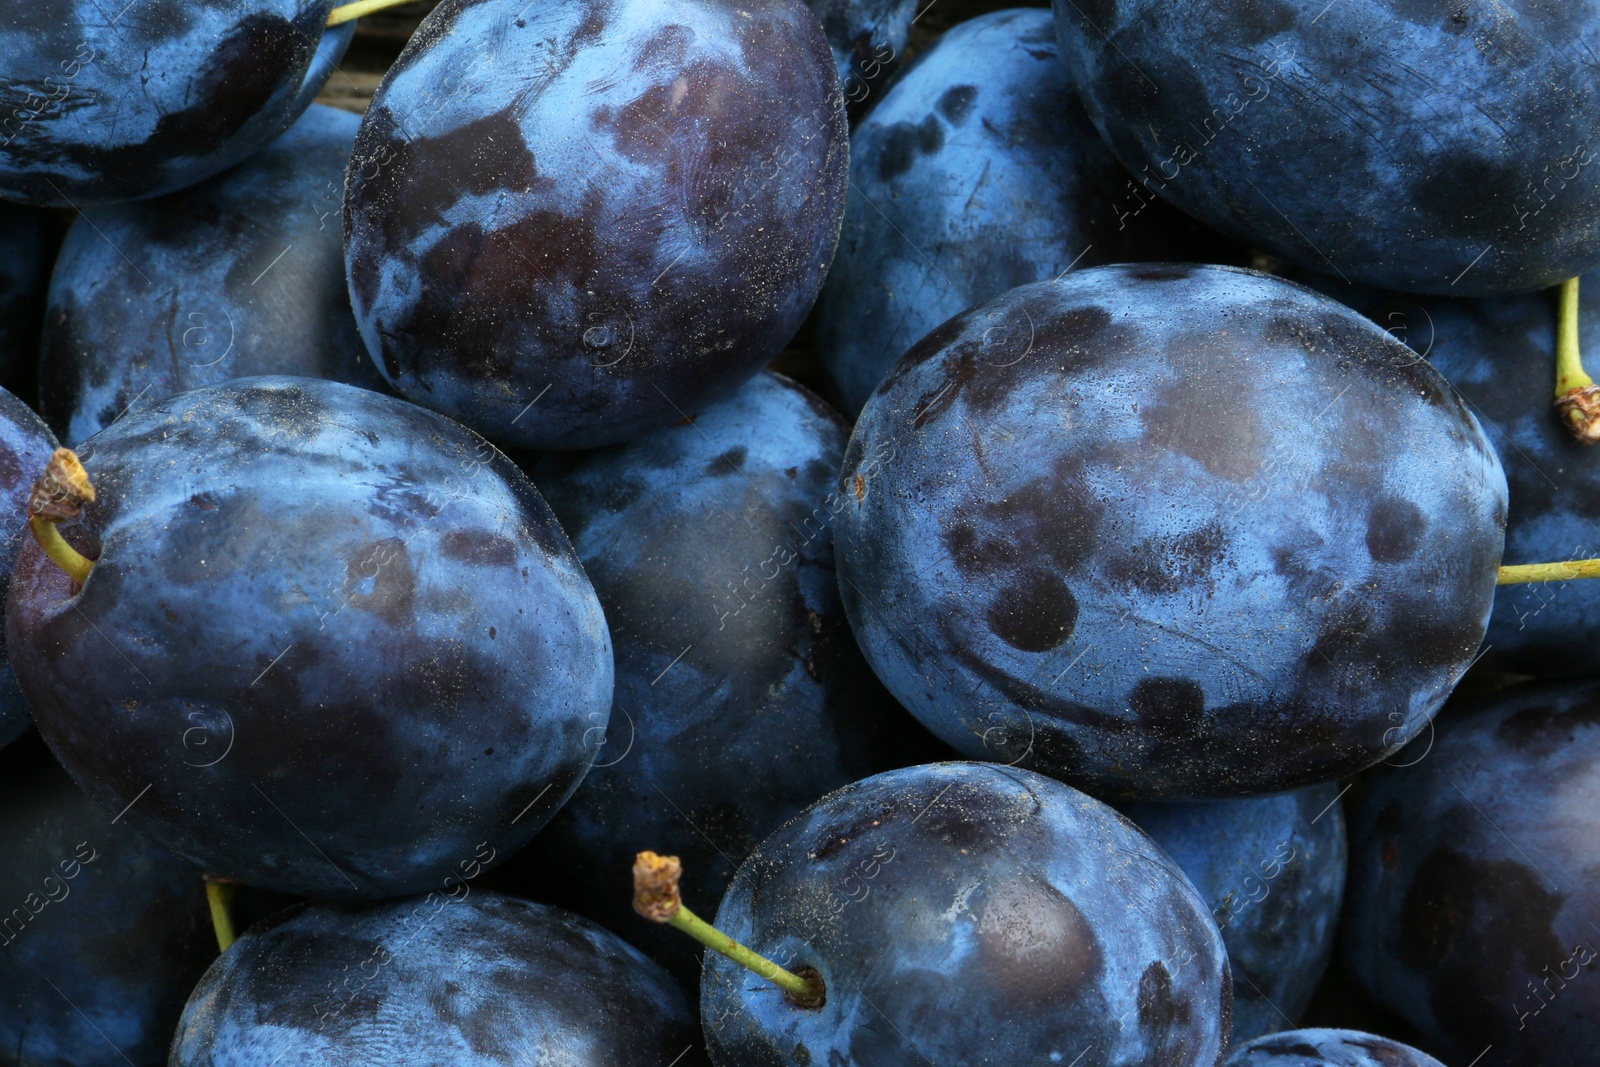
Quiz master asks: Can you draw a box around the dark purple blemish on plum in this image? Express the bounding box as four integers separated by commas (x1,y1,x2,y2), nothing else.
986,568,1078,652
1365,496,1427,564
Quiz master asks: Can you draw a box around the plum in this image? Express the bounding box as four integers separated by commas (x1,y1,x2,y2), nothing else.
7,376,612,898
1053,0,1600,295
0,0,353,205
1344,679,1600,1066
693,762,1231,1066
1301,273,1600,677
508,372,945,990
816,7,1238,414
0,385,57,749
0,732,214,1067
1225,1028,1444,1067
807,0,916,110
1123,785,1347,1043
343,0,848,450
835,263,1507,798
41,104,387,447
169,892,708,1066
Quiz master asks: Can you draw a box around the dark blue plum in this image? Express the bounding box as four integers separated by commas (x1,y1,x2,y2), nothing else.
700,762,1231,1066
835,264,1508,798
1225,1028,1444,1067
0,0,352,205
816,7,1240,414
41,104,386,447
0,386,58,749
1054,0,1600,296
6,376,613,898
170,892,708,1066
1297,273,1600,677
508,372,945,989
0,202,55,393
1123,785,1347,1044
807,0,915,109
0,732,214,1067
343,0,848,450
1343,679,1600,1066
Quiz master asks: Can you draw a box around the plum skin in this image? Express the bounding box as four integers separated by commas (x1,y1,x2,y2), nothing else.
1343,680,1600,1066
1122,785,1347,1044
344,0,849,450
806,0,916,107
7,376,613,899
1053,0,1600,296
701,762,1231,1067
508,372,943,991
835,263,1507,799
0,387,57,749
169,893,708,1066
0,0,350,205
0,733,215,1067
816,7,1234,415
1224,1028,1445,1066
41,104,387,448
1299,272,1600,677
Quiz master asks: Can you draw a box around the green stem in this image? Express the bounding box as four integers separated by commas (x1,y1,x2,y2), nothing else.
206,878,238,953
1552,277,1600,444
30,516,92,586
668,904,820,1002
1498,559,1600,584
1555,277,1589,397
28,449,96,586
327,0,416,25
633,851,823,1007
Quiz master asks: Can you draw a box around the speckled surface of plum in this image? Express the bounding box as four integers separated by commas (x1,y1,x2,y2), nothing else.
41,104,385,447
7,376,612,898
0,733,214,1067
1123,785,1347,1043
702,762,1230,1066
344,0,848,450
170,892,708,1066
0,386,58,749
509,372,944,990
0,0,350,205
807,0,915,107
1300,272,1600,677
1053,0,1600,295
817,7,1238,414
835,264,1507,798
1344,679,1600,1066
1225,1028,1444,1067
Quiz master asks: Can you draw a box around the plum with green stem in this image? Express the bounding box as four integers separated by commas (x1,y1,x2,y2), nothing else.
835,263,1600,799
638,762,1233,1066
7,377,613,899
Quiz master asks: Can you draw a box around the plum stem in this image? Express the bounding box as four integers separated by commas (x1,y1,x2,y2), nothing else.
28,448,94,586
1552,277,1600,444
1497,559,1600,584
633,851,824,1007
327,0,414,26
205,876,239,953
